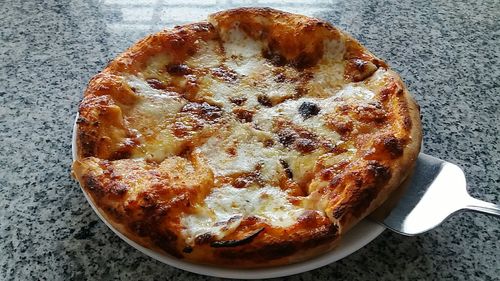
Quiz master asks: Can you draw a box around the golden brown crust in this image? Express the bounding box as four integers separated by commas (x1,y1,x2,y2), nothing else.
72,7,422,267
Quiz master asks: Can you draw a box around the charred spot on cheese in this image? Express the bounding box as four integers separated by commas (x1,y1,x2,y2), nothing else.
232,173,260,189
297,210,326,227
257,95,273,107
108,147,132,161
172,121,190,137
180,102,222,122
295,138,318,153
166,63,192,76
232,165,263,188
279,159,293,179
108,137,140,160
275,123,319,154
360,102,386,122
367,160,391,183
277,128,297,147
262,49,287,67
84,174,129,199
211,66,239,83
319,160,350,181
229,96,247,106
326,118,353,137
82,175,103,194
293,52,320,70
232,107,254,123
274,72,287,83
298,102,320,120
146,78,167,90
263,139,274,147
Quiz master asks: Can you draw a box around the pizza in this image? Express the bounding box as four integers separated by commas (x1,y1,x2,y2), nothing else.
71,8,422,267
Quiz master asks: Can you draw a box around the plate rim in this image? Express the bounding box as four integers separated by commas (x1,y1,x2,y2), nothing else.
71,114,385,279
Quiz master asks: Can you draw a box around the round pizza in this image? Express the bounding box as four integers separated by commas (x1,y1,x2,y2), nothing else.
72,8,422,267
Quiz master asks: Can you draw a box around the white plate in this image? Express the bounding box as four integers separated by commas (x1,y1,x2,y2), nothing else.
71,116,385,279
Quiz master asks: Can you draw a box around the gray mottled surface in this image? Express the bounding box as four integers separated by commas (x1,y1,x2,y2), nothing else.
0,0,499,280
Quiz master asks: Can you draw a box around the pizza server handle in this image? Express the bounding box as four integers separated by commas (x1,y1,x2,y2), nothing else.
463,197,500,217
372,153,500,236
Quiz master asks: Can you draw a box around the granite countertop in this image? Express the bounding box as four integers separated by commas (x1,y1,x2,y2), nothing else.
1,0,499,280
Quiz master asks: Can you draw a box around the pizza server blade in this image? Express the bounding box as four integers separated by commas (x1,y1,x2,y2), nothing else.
369,153,500,236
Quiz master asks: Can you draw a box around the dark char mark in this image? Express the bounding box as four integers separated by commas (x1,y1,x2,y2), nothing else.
257,95,273,107
211,66,238,83
229,96,247,106
166,63,192,76
146,78,166,90
298,102,320,119
183,246,193,253
279,159,294,179
262,49,287,67
210,228,265,248
181,102,222,121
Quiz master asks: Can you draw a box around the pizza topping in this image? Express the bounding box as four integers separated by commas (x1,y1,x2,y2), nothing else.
365,134,406,160
145,78,167,90
222,27,265,59
180,185,305,244
276,127,296,147
295,137,318,154
298,101,321,119
195,122,282,180
180,102,222,122
232,171,261,189
229,96,247,106
210,227,265,248
257,94,273,107
326,117,354,137
166,63,192,76
182,246,193,253
279,159,294,179
232,107,254,123
262,49,287,67
211,66,239,83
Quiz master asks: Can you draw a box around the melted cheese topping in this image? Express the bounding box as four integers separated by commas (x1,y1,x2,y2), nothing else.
222,27,265,58
185,39,223,68
124,76,187,160
195,122,283,182
181,185,305,244
103,26,391,243
125,76,185,120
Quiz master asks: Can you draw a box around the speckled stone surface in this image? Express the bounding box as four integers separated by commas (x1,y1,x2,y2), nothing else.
1,0,499,280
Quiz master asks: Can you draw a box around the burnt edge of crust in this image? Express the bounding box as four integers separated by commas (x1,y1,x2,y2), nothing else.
210,228,265,248
329,161,391,221
215,223,339,262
